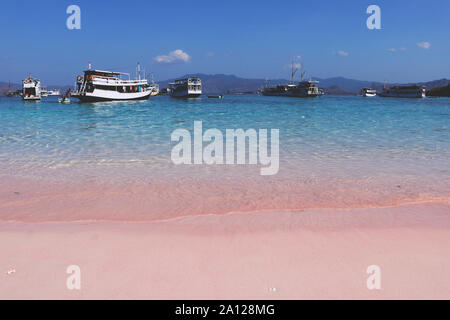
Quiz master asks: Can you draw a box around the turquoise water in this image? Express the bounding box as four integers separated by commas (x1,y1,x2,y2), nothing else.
0,95,449,189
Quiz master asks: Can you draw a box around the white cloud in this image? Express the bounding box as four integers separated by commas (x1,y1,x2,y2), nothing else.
337,51,349,56
154,49,191,64
388,47,407,52
417,42,431,49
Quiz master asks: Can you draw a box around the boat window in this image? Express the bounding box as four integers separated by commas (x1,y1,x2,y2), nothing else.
94,85,118,91
24,88,36,96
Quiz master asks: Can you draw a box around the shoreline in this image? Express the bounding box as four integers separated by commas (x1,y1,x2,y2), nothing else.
1,202,449,299
1,174,448,224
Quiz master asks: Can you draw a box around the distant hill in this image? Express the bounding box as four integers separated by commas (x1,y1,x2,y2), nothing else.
417,79,450,89
426,84,450,97
2,76,449,96
323,85,354,95
313,77,382,93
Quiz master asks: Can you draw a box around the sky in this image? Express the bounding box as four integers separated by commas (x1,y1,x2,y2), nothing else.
1,0,449,85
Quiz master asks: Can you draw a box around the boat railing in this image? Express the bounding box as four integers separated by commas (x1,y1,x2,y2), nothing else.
91,77,147,85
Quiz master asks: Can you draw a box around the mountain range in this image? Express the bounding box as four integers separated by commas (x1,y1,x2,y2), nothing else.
2,75,449,95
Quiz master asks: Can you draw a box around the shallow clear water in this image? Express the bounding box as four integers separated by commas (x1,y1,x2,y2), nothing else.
0,94,449,192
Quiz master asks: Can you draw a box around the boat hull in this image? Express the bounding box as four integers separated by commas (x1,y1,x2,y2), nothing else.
379,93,425,98
73,94,151,102
262,91,320,98
72,89,152,102
170,93,202,98
22,96,41,101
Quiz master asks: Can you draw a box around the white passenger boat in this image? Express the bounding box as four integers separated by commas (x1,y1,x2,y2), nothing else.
47,89,61,96
41,87,48,97
22,76,41,101
169,77,202,98
361,88,377,97
72,63,152,102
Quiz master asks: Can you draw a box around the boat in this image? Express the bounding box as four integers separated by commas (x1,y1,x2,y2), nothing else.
208,95,224,99
360,88,377,97
58,97,71,104
149,82,160,96
262,61,321,98
47,89,61,96
41,87,48,97
5,82,14,97
22,76,42,101
147,74,160,96
58,89,71,104
379,85,426,98
169,77,202,98
71,63,152,102
262,80,321,98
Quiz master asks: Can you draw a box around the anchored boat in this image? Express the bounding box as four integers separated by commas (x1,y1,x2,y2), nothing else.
262,80,321,98
47,89,61,96
379,85,426,98
41,87,48,97
169,77,202,98
22,76,42,101
72,63,153,102
262,60,321,98
360,88,377,97
5,82,14,97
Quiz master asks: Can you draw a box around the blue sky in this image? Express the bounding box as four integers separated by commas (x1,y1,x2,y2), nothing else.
1,0,449,84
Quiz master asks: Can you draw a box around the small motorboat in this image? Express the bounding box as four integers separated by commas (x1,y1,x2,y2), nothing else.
208,94,224,99
58,97,71,104
58,88,72,104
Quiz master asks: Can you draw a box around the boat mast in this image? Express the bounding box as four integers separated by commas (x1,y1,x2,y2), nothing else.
136,62,141,81
290,59,297,85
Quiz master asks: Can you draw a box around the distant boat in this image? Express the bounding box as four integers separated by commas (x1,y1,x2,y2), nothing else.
208,95,224,99
47,89,61,96
41,87,48,97
379,85,425,98
71,63,153,102
22,76,42,101
360,88,377,97
262,60,322,98
262,81,321,98
149,82,160,96
169,77,202,98
58,97,71,104
5,82,14,97
58,89,71,104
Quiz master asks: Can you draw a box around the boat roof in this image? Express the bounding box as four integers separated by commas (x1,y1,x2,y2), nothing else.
174,77,201,81
83,70,129,76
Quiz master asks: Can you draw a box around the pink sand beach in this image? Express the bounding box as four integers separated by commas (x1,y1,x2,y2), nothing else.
1,175,449,299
